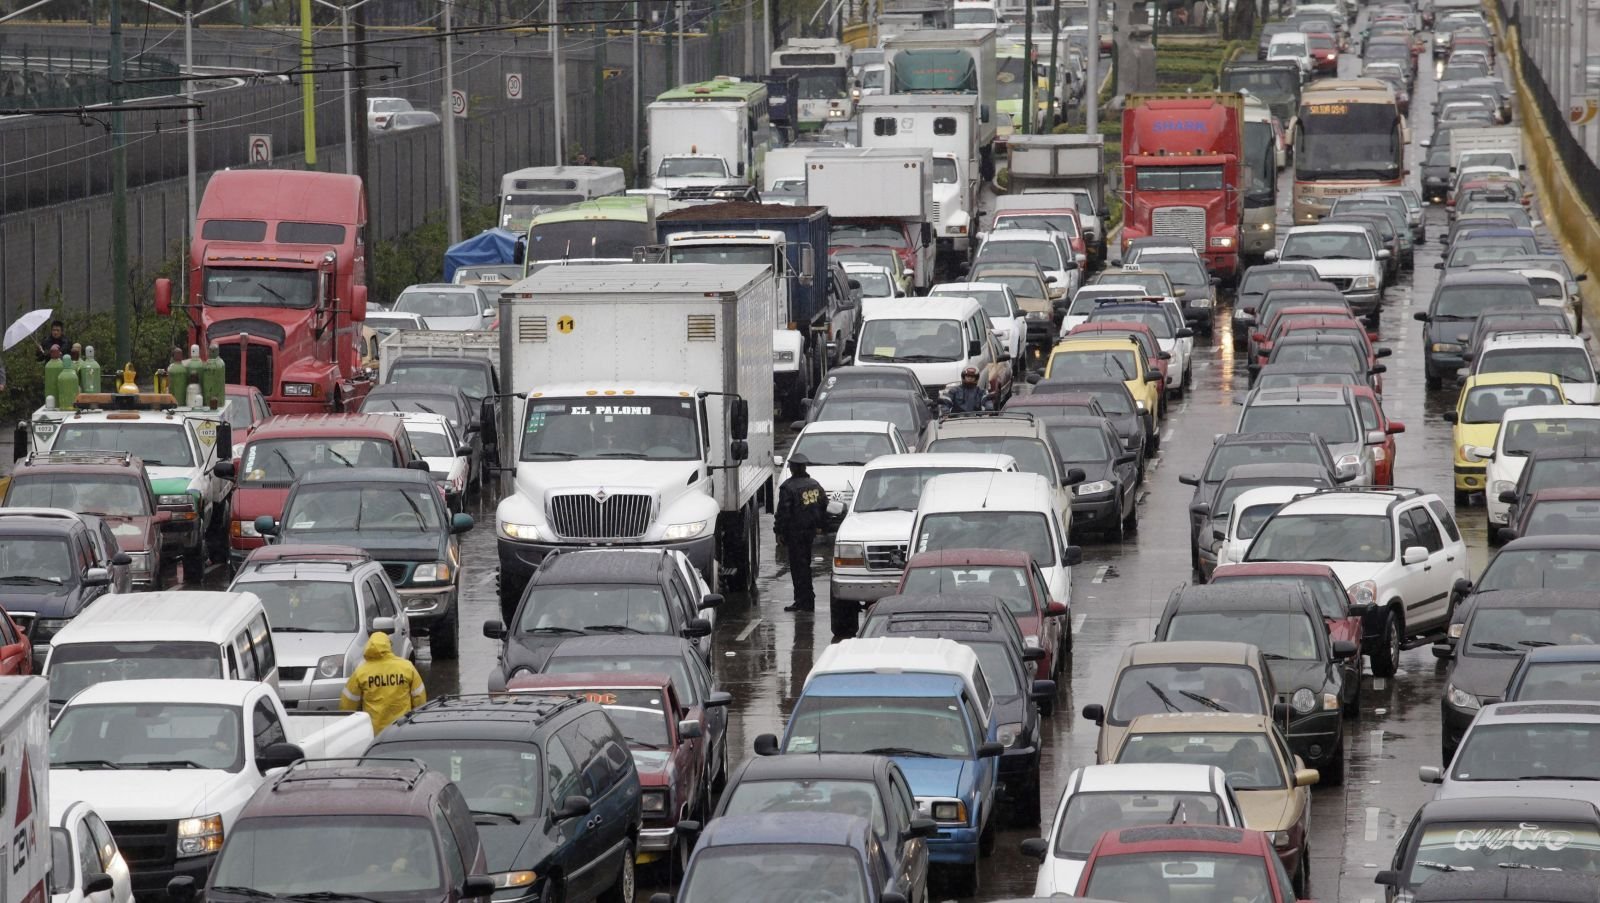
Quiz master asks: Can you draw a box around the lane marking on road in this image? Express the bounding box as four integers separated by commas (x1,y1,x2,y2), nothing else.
736,618,764,642
1091,565,1111,584
1072,612,1087,635
1162,428,1174,442
1365,807,1382,842
1369,729,1384,759
1372,677,1386,691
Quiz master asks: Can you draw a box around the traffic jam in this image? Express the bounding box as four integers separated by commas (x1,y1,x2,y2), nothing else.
0,0,1594,900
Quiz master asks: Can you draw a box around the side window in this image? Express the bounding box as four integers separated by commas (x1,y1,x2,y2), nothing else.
1428,500,1463,543
1269,840,1297,902
85,815,117,871
1409,508,1444,553
564,714,611,798
959,693,986,749
1357,397,1380,431
666,574,692,621
252,699,287,750
873,116,897,137
234,631,259,681
1396,509,1421,554
432,805,466,889
359,578,383,625
683,653,711,706
77,827,99,886
887,773,915,835
250,613,276,674
226,644,241,680
545,733,581,809
74,532,95,572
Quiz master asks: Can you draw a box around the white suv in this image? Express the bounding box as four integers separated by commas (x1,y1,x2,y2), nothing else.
1266,224,1387,322
1471,405,1600,530
1469,332,1600,404
1243,488,1469,678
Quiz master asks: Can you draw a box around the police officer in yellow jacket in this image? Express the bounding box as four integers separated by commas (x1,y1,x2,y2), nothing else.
341,632,426,732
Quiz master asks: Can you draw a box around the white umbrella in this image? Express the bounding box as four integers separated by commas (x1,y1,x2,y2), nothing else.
2,309,53,352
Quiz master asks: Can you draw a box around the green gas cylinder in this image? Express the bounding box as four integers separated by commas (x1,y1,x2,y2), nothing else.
55,354,80,407
42,352,64,407
201,343,226,408
79,346,103,394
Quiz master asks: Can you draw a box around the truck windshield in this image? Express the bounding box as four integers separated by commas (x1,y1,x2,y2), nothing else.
241,579,359,634
1243,122,1276,204
52,422,194,467
932,157,960,184
520,396,700,461
366,740,544,821
997,57,1029,101
517,584,671,635
916,510,1056,565
240,437,398,486
527,220,652,262
50,702,243,771
658,157,731,178
387,362,490,403
204,268,317,309
208,816,443,895
681,847,867,903
283,485,443,534
501,193,584,232
788,72,849,99
852,466,992,512
46,642,224,708
1133,166,1225,191
857,319,966,363
667,245,777,267
1295,102,1402,180
6,475,151,517
785,694,974,757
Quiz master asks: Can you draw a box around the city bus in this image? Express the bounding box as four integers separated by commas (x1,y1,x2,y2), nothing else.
1292,78,1406,223
497,165,626,234
1240,93,1280,261
771,38,854,130
522,195,663,270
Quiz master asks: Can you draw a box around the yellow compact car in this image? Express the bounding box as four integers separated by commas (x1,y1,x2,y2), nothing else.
1045,334,1165,428
1113,712,1319,892
1445,372,1566,502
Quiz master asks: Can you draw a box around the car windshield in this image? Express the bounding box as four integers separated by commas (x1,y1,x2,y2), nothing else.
852,466,993,513
924,437,1054,479
1053,792,1229,858
1480,348,1596,383
520,396,699,461
1141,258,1207,287
994,213,1079,236
935,288,1013,320
1478,549,1600,591
240,438,399,486
6,475,150,518
393,290,481,319
283,484,443,534
545,655,700,704
1118,731,1285,790
1464,607,1600,657
1512,662,1600,702
658,157,730,178
1239,404,1358,444
1258,371,1359,390
1094,273,1171,295
1452,722,1600,781
1247,514,1395,564
976,240,1061,268
1050,348,1140,382
857,319,966,363
1108,663,1264,723
1526,499,1600,536
681,846,866,903
901,565,1034,615
51,423,193,467
1203,442,1324,480
1280,232,1371,260
365,740,542,822
518,584,671,635
1271,342,1365,370
1405,821,1600,885
387,362,490,403
1047,425,1114,462
791,431,896,467
974,272,1046,299
50,702,242,771
0,537,71,587
1086,852,1273,900
916,511,1055,566
45,642,223,707
1462,385,1565,424
209,816,443,895
851,270,893,297
720,780,886,836
240,579,360,634
405,428,458,459
1449,244,1531,267
784,694,972,757
1091,308,1175,339
1168,611,1320,660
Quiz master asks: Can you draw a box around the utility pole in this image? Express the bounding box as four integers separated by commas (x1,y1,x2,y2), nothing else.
592,19,604,159
110,0,131,365
1023,0,1034,134
677,0,687,82
632,0,641,184
1086,0,1099,132
441,0,461,243
300,0,317,165
183,0,196,227
744,0,753,74
552,0,566,160
354,1,371,248
1048,0,1059,128
762,0,771,71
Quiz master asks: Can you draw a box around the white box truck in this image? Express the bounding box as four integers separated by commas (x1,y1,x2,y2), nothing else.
858,94,982,261
0,678,49,903
646,102,756,191
1006,132,1109,263
494,264,775,602
806,147,937,289
883,28,999,156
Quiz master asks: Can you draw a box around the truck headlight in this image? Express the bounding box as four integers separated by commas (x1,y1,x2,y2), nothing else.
282,383,315,397
499,521,544,541
998,722,1024,748
1348,580,1377,608
1448,621,1465,639
493,872,538,890
1291,687,1317,714
1446,684,1480,710
177,814,224,858
412,562,452,584
641,790,668,813
1208,236,1234,248
316,654,345,679
158,494,193,508
232,519,260,538
1350,275,1378,290
125,553,152,573
923,800,967,823
1191,297,1214,308
834,542,866,568
1075,480,1114,497
1258,222,1274,231
1492,480,1514,496
1026,310,1050,321
774,350,797,363
1430,342,1463,353
663,520,708,541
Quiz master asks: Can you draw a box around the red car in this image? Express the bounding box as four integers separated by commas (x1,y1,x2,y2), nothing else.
0,606,31,675
1304,31,1339,74
1251,304,1353,364
896,548,1070,692
1210,562,1366,715
224,384,273,446
1349,385,1404,486
1500,486,1600,543
1075,825,1307,902
507,671,708,873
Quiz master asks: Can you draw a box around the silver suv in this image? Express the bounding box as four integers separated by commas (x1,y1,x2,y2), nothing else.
1235,386,1376,485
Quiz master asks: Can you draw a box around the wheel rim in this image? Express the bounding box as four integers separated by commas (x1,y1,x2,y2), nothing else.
620,846,635,899
1387,617,1401,664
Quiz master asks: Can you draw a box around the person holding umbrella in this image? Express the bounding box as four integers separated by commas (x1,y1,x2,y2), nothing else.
1,309,59,392
35,320,70,361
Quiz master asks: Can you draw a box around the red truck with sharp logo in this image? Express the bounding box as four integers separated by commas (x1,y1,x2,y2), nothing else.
154,169,374,414
1120,92,1245,279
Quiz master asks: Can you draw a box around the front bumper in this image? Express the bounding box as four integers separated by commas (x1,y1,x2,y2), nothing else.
275,672,346,710
1426,350,1466,381
1283,709,1343,768
928,828,981,865
638,825,677,854
999,743,1040,797
160,517,203,555
1441,697,1483,762
1453,463,1486,493
1070,495,1120,531
830,571,902,604
498,534,717,601
1343,290,1382,317
397,583,457,628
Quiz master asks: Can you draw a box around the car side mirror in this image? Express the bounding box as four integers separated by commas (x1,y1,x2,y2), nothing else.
1332,639,1358,659
408,459,433,471
1263,249,1279,261
754,732,780,755
85,873,114,895
977,740,1004,758
553,795,592,821
1387,421,1405,434
1030,679,1056,700
253,515,280,537
1116,453,1138,465
906,817,939,839
1021,837,1049,860
1190,502,1211,517
1082,702,1105,725
83,567,111,588
456,445,474,457
1064,468,1086,486
1402,545,1429,566
482,620,506,639
214,460,237,478
699,593,724,609
706,690,733,708
1176,327,1194,338
1158,351,1172,360
451,513,475,534
1334,460,1360,483
1419,765,1444,784
1064,545,1083,566
1442,410,1459,424
1178,473,1199,486
1369,364,1388,376
1499,489,1520,505
167,876,197,903
1375,346,1393,358
372,616,397,634
1252,332,1268,343
112,551,132,567
1454,577,1474,597
683,617,713,638
462,875,496,899
1022,647,1045,663
1046,601,1069,617
1498,526,1520,543
1414,311,1430,322
258,741,306,772
1145,369,1162,382
1366,429,1388,446
678,719,704,740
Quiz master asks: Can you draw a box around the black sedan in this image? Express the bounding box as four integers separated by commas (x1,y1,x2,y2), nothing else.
803,386,934,451
1042,415,1139,540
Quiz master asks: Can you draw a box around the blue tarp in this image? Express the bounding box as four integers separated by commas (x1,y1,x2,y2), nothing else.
443,228,520,281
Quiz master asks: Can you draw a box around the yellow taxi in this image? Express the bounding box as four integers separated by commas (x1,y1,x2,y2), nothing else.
1044,334,1165,426
1445,371,1566,503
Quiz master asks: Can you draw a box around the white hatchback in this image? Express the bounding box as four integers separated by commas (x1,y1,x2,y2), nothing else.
1472,405,1600,528
49,798,134,903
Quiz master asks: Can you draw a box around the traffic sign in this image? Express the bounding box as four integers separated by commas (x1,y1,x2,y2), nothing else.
1571,97,1598,125
557,315,575,333
505,72,523,101
247,134,272,163
451,89,468,118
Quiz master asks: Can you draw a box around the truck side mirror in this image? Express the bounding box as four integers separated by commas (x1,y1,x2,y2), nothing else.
730,397,750,440
154,277,174,316
514,237,527,265
730,439,749,461
922,222,933,246
258,741,306,772
215,421,233,461
350,284,368,322
981,104,991,123
800,244,816,286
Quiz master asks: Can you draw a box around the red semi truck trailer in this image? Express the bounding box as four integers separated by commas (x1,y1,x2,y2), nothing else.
1120,92,1245,279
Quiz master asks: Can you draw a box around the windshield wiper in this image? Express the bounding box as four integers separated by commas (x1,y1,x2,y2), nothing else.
524,451,578,459
627,739,665,751
1471,641,1520,653
527,626,585,635
56,759,121,770
1146,680,1182,714
593,451,648,459
859,746,940,758
288,893,386,903
210,886,278,900
1178,689,1231,712
272,449,298,479
134,759,210,769
268,626,327,633
471,808,523,825
325,447,355,467
585,624,645,634
1497,862,1560,871
1416,860,1470,873
894,354,956,362
396,489,431,533
256,281,287,304
0,575,62,585
1519,639,1559,647
1258,652,1291,661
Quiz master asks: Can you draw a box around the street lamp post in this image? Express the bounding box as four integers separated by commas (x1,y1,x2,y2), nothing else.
312,0,379,174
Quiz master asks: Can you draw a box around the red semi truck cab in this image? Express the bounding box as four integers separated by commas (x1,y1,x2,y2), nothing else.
1120,92,1246,279
155,169,373,414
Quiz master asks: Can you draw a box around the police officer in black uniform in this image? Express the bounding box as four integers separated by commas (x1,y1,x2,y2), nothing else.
777,453,826,617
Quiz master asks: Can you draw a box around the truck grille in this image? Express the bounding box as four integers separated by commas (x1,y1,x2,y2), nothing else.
931,200,943,222
382,562,413,585
1322,276,1355,292
865,542,907,571
108,819,176,873
1151,205,1207,252
219,342,274,396
547,493,653,540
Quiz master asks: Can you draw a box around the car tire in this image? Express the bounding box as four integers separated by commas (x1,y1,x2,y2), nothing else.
430,599,460,659
1370,608,1402,678
1123,493,1139,534
598,840,635,903
1322,742,1346,785
537,876,563,903
1110,501,1126,542
1454,488,1473,506
1012,770,1042,827
1343,674,1361,718
1293,846,1310,898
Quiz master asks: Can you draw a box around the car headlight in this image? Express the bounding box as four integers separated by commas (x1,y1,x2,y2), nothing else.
125,553,152,573
1076,479,1115,496
232,518,260,538
1448,621,1465,639
412,562,452,584
641,790,668,814
1350,275,1379,290
1209,236,1234,248
1446,683,1481,710
316,654,345,679
1191,297,1214,308
774,350,797,363
1291,687,1317,714
1257,222,1274,231
1026,310,1050,321
664,520,708,541
1492,480,1514,496
1267,830,1292,848
282,382,315,397
924,800,968,823
499,521,544,541
1335,454,1362,472
998,722,1024,748
834,542,866,568
1024,634,1041,649
1348,580,1377,608
158,494,193,508
1431,342,1464,353
493,871,538,890
177,814,224,858
1135,400,1148,412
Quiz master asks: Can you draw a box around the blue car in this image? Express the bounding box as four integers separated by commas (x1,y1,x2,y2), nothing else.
660,813,910,903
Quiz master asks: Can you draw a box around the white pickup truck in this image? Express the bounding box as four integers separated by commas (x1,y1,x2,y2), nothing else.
49,678,373,897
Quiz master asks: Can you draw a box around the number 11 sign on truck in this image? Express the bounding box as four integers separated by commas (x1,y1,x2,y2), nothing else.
1120,92,1245,279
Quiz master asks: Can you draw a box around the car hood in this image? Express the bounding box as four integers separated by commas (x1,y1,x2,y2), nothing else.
0,584,72,612
1302,258,1379,279
281,532,444,561
1268,659,1332,695
273,632,359,667
1449,654,1519,699
503,635,562,674
631,749,674,787
1562,382,1599,405
1237,788,1297,832
51,768,239,821
894,756,974,799
1325,561,1391,590
146,469,198,493
1454,422,1499,454
419,316,484,331
835,509,915,544
100,515,159,553
477,820,550,874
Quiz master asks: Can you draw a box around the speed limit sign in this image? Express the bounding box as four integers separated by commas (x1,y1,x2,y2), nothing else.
505,72,523,101
450,89,467,118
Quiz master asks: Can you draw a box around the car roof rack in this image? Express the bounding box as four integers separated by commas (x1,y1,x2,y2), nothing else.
273,757,428,790
938,410,1036,424
23,450,136,468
